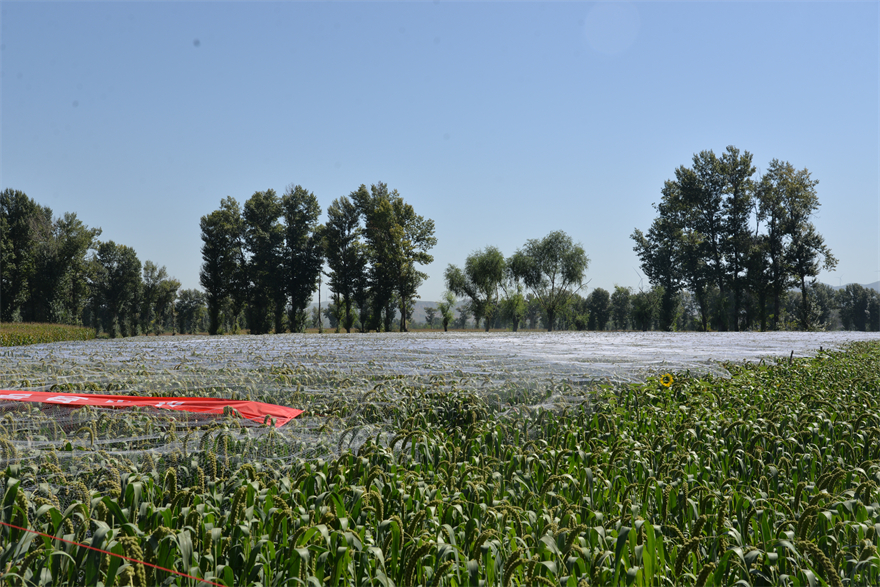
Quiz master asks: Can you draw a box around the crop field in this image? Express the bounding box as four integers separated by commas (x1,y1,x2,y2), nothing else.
0,331,879,586
0,323,96,347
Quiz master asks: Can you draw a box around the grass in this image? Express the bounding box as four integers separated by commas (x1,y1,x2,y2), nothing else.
0,341,879,585
0,323,96,347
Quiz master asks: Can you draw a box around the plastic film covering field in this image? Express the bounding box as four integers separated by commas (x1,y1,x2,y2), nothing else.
1,332,875,497
1,331,880,585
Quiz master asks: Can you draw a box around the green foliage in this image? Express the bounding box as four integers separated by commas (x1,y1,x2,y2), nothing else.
93,241,142,338
175,289,208,334
3,341,880,585
634,148,837,332
1,190,102,325
509,231,590,332
354,182,437,332
0,323,96,346
611,285,632,330
324,194,367,333
586,287,611,330
243,190,285,335
282,185,324,333
445,246,506,332
200,196,245,335
436,291,456,332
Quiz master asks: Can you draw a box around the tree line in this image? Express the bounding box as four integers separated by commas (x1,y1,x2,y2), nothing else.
4,149,876,334
442,230,590,332
409,281,880,333
198,182,436,334
631,146,838,331
0,189,204,337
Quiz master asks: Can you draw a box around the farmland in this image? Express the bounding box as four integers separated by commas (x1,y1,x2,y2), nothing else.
0,323,96,347
1,332,879,586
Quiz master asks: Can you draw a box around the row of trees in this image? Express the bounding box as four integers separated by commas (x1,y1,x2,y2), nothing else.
632,146,837,331
0,189,206,336
415,281,880,333
443,230,590,331
198,182,436,334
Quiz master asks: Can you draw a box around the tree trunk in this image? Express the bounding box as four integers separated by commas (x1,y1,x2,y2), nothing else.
208,298,220,335
800,277,810,330
772,288,781,331
758,290,767,332
399,296,407,332
733,288,740,332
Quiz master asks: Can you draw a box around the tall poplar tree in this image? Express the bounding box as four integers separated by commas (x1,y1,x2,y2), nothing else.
720,146,756,330
353,182,436,332
324,195,366,333
281,184,324,333
243,190,284,334
93,241,142,338
199,197,245,335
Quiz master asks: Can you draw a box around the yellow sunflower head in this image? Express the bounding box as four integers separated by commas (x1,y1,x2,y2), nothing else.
660,373,674,387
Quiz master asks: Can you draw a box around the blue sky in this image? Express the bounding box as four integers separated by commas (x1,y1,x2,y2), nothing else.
2,1,878,302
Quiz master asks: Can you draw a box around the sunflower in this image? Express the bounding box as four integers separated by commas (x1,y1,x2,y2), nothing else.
660,373,674,387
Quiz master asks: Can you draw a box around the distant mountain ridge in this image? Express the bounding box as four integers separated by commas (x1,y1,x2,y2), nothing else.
828,281,880,292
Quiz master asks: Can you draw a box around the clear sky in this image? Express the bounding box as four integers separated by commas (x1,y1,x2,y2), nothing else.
2,1,878,302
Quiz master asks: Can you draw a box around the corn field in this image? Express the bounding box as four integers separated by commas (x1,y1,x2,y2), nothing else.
0,334,879,585
0,324,96,347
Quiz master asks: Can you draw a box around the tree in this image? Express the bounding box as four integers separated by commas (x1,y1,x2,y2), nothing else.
324,195,367,333
870,293,880,332
631,287,661,331
783,175,837,329
586,287,611,330
509,231,589,331
755,160,793,329
567,293,590,330
719,146,756,330
445,246,506,332
141,261,180,334
635,149,835,332
16,210,101,324
436,292,456,332
610,285,632,330
176,289,207,334
93,241,142,338
677,151,730,329
310,305,323,329
500,254,528,332
0,213,11,316
454,305,470,330
807,282,837,330
243,190,284,334
323,300,340,330
200,197,245,335
631,188,685,331
49,212,101,324
424,306,438,329
282,184,324,333
353,183,436,332
837,284,871,331
0,189,50,322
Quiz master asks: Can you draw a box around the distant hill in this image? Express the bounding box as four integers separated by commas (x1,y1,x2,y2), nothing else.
306,299,467,326
828,281,880,292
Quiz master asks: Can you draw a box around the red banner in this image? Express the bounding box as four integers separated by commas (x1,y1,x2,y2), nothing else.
0,390,303,427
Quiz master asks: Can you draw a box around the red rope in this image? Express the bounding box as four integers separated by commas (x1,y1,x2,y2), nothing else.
0,520,226,587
